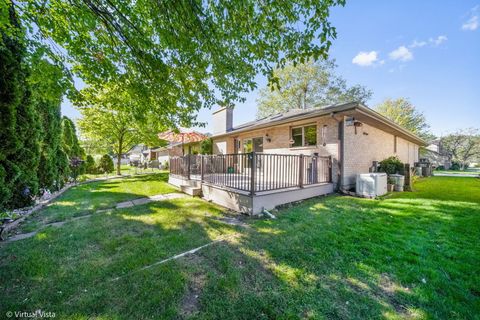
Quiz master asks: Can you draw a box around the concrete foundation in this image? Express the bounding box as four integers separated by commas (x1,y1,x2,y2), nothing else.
170,174,334,215
202,182,334,215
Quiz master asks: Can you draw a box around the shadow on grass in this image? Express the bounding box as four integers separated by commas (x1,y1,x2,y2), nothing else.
18,172,177,232
1,176,479,319
0,198,241,319
214,194,480,319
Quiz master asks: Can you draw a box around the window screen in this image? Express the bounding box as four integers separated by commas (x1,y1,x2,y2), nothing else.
291,127,303,147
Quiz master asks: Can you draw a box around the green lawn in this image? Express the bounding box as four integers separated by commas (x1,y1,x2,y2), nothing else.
19,172,177,232
79,164,162,180
434,169,480,175
1,176,479,319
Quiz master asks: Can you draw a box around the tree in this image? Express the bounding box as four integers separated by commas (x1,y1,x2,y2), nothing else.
375,98,433,141
5,0,345,129
0,5,23,209
0,3,82,209
256,59,371,118
97,155,114,175
0,5,42,209
441,129,480,170
84,155,96,174
61,117,83,159
30,60,72,191
78,84,165,175
200,138,213,155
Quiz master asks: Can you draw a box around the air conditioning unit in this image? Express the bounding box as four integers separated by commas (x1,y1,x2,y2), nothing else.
356,173,387,198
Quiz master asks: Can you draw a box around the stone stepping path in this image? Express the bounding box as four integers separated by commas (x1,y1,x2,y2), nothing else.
3,193,187,243
115,193,186,209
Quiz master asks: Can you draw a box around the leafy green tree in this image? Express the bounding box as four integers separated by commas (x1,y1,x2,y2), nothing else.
375,98,433,141
257,59,372,118
200,138,213,155
97,155,114,175
78,84,165,175
441,129,480,170
5,0,345,128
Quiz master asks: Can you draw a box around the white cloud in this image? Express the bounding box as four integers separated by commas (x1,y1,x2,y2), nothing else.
389,46,413,61
430,35,448,46
462,15,479,30
410,40,427,48
462,6,479,31
409,35,447,48
352,51,378,66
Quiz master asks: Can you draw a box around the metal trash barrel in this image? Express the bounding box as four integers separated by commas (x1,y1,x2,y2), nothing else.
390,174,405,192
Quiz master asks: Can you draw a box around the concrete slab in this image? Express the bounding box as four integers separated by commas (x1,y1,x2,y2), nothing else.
5,231,38,242
116,201,135,209
132,198,153,206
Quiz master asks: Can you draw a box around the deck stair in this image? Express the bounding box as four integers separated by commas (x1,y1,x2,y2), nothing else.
180,184,202,196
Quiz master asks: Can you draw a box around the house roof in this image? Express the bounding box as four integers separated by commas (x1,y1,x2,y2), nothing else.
212,102,427,146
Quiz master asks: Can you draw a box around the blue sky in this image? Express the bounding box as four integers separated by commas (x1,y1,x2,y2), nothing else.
62,0,480,137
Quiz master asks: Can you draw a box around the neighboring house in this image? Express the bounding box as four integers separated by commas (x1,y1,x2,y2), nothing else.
150,147,170,164
169,102,426,214
152,141,204,159
127,144,149,163
112,154,130,166
423,140,452,169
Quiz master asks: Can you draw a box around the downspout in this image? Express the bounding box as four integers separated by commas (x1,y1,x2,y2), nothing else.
330,112,344,192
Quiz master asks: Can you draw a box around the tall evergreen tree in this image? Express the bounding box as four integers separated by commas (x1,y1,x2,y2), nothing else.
28,58,73,191
61,117,83,159
0,6,22,208
0,5,40,208
10,86,41,207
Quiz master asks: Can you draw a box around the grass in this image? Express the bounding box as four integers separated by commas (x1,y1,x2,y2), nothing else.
19,172,177,232
1,198,239,319
78,164,161,180
434,169,480,175
1,176,479,319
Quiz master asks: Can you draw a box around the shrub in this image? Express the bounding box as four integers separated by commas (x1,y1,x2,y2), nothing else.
378,156,404,175
450,162,461,171
200,138,213,155
85,155,96,174
436,165,445,171
97,154,114,174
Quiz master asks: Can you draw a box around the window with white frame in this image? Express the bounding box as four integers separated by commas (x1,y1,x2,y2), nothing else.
290,124,317,147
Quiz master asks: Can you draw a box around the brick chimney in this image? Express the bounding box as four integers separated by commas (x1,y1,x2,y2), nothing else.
212,107,233,135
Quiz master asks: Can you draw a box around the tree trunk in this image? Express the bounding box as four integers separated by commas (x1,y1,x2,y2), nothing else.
117,134,123,175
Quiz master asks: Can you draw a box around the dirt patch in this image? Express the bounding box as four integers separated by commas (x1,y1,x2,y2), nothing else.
179,255,207,318
377,273,412,316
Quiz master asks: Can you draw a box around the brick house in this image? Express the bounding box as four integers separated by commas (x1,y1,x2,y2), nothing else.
169,102,425,214
211,102,424,190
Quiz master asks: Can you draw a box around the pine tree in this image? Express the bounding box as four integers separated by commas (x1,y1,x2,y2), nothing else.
10,87,41,207
98,155,114,175
29,59,71,192
0,5,32,209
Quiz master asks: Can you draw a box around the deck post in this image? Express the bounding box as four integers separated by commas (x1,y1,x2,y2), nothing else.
250,151,256,196
329,155,333,183
200,155,204,182
404,163,411,190
299,154,304,188
186,155,190,180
